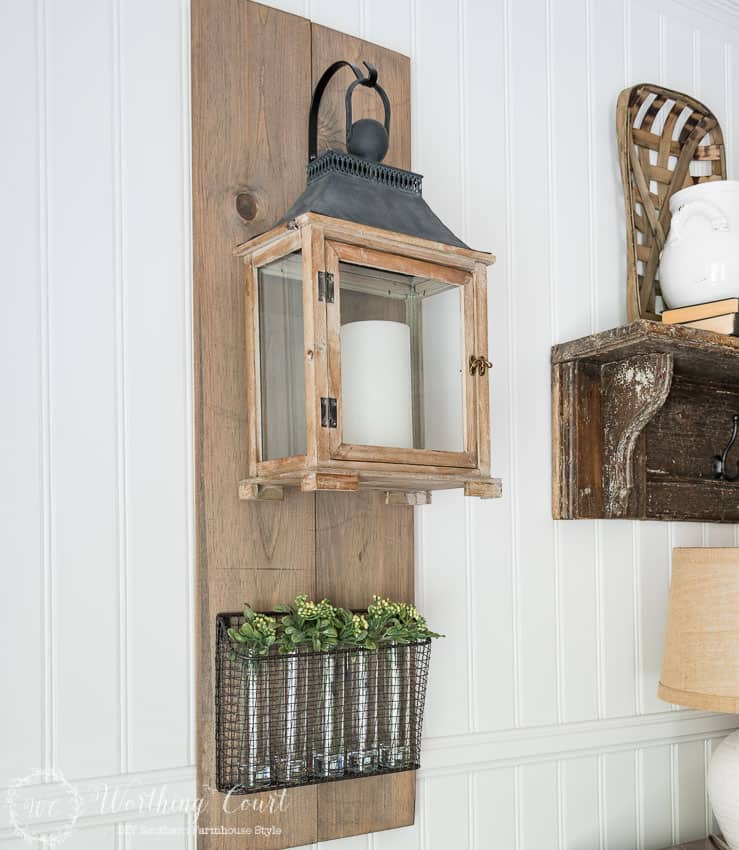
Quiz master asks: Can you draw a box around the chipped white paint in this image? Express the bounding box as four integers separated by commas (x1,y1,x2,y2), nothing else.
602,354,673,514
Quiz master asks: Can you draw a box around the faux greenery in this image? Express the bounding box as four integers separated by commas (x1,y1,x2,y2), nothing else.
365,596,442,647
228,594,443,656
274,595,339,653
227,604,277,656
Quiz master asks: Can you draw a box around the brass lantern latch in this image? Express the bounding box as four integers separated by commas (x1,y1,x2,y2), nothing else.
469,355,492,377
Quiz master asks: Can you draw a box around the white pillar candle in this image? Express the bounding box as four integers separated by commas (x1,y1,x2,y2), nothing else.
340,320,413,449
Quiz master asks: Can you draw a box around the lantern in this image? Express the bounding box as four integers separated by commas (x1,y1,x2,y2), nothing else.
236,61,500,502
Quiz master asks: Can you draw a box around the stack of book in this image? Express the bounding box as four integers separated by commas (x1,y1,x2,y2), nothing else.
661,298,739,335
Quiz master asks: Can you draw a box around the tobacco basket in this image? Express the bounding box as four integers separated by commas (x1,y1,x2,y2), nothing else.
617,83,726,321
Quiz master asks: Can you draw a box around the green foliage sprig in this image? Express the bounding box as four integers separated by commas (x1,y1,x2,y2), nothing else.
274,595,339,653
227,603,277,656
334,609,370,648
366,595,443,647
229,595,443,656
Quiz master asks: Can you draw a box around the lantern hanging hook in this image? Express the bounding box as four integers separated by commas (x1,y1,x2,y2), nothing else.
712,414,739,482
308,60,391,162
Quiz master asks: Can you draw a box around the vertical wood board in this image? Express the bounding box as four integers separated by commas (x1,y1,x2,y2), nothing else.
192,3,415,846
192,3,316,846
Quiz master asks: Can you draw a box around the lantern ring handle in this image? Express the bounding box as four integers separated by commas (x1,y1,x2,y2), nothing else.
308,60,390,161
308,60,364,161
344,64,391,152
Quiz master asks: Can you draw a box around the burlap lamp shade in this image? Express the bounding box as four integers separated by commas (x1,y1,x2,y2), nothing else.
659,547,739,849
659,548,739,712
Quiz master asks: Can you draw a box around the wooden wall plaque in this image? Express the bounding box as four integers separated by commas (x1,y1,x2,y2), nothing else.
191,2,415,846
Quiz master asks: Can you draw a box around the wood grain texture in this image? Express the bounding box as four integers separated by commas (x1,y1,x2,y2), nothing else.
316,490,415,839
316,491,415,607
192,2,316,846
330,241,471,285
316,772,416,841
551,360,604,519
193,4,418,846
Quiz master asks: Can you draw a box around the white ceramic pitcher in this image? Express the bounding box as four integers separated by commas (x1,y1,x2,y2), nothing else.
659,179,739,308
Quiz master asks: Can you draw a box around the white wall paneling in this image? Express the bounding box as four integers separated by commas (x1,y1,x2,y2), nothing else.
640,745,673,848
47,0,120,780
604,750,639,849
507,0,560,732
677,740,709,844
3,0,739,847
1,0,45,788
119,0,193,775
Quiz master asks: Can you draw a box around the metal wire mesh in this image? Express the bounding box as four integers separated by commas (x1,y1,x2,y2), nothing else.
215,613,431,794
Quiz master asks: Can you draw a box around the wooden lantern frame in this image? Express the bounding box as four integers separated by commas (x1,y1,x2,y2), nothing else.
235,211,501,502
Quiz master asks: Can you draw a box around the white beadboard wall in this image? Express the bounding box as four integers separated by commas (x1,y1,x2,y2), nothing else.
3,0,739,848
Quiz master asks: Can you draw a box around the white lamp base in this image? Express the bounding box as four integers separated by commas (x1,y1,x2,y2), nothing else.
709,729,739,850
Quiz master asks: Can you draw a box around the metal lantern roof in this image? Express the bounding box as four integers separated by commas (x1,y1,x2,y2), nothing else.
279,150,469,249
276,59,470,251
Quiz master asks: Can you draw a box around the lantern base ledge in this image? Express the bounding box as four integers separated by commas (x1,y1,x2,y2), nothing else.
385,490,433,506
238,482,285,502
301,472,360,492
240,471,502,500
464,479,503,499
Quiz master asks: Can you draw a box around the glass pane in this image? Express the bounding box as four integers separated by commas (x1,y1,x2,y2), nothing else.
339,261,465,452
258,252,306,460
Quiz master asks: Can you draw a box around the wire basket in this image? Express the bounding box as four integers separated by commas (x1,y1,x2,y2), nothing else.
215,613,431,794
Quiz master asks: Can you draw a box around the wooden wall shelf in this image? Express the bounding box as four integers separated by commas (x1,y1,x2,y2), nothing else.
552,320,739,522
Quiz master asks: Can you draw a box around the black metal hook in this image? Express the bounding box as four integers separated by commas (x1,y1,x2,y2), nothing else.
712,414,739,482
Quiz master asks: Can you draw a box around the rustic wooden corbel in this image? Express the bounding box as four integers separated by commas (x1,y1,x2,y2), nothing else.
601,353,673,516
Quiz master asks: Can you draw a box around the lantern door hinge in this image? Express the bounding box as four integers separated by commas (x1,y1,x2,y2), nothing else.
320,397,338,428
317,271,335,302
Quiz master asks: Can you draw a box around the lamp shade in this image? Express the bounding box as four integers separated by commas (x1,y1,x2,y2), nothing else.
658,547,739,712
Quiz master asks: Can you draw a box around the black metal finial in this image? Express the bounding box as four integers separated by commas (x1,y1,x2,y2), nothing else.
712,415,739,482
308,60,391,163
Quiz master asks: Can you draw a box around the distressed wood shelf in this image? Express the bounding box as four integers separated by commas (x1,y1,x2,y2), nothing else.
552,320,739,522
